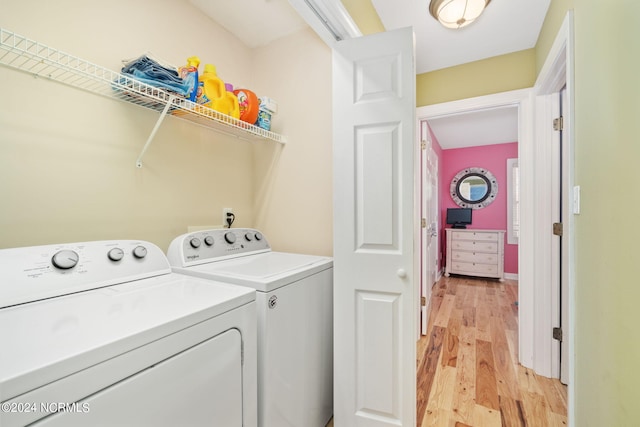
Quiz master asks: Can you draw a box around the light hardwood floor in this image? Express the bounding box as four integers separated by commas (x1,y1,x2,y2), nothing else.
417,275,567,426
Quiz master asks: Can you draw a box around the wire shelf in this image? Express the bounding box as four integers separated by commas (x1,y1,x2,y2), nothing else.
0,28,285,166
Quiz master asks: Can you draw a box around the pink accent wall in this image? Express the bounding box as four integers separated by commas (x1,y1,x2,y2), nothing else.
440,142,519,275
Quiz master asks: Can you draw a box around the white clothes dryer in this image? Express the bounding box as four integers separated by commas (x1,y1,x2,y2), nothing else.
0,239,257,427
167,228,333,427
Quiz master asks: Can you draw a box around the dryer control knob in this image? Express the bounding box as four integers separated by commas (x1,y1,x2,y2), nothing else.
244,233,253,241
133,245,148,259
255,232,263,241
225,232,236,244
204,236,214,246
51,250,79,270
107,248,124,262
189,238,201,248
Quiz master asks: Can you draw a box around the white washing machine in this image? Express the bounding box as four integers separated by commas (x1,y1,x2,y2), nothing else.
167,228,333,427
0,239,257,427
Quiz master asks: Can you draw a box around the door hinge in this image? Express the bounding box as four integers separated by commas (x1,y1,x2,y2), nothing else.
421,296,426,307
421,141,426,150
553,222,563,236
553,116,564,131
553,327,563,342
421,218,427,228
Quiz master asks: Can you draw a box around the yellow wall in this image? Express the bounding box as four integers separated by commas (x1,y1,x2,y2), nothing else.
416,49,536,106
534,0,640,423
535,0,575,73
569,1,640,424
341,0,385,35
0,0,331,255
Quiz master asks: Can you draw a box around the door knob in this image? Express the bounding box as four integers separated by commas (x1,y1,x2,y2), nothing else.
396,268,407,279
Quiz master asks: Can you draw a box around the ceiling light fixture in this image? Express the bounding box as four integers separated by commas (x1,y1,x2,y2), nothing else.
429,0,491,29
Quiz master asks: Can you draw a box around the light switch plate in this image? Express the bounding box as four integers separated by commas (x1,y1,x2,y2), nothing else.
573,185,581,214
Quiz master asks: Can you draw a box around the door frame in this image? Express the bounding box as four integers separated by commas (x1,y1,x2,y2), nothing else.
416,87,534,364
534,10,575,422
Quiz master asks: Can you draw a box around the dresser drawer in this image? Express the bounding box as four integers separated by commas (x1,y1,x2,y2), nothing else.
451,231,498,242
451,250,498,264
451,240,498,253
451,261,499,276
445,228,505,281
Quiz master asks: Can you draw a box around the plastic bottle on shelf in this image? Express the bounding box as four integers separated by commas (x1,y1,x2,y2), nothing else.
196,64,226,112
178,56,200,102
225,84,240,120
256,96,278,131
233,88,259,124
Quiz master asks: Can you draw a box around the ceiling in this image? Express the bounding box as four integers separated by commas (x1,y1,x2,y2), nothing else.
427,106,519,150
189,0,308,48
372,0,550,75
190,0,550,150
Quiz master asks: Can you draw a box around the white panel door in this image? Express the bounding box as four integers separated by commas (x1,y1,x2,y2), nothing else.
419,121,438,336
333,27,416,427
428,145,439,289
420,122,430,335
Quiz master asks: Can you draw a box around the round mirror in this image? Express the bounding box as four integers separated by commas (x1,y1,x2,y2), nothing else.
458,174,490,202
450,167,498,209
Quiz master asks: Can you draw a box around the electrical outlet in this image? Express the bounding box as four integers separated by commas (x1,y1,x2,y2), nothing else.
222,207,234,228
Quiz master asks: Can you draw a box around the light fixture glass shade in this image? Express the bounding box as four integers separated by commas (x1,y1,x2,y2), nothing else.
429,0,491,29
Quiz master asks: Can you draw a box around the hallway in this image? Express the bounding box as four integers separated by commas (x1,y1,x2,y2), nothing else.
417,276,567,426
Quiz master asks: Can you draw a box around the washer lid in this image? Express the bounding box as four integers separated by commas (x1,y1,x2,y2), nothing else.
180,252,333,292
0,273,254,401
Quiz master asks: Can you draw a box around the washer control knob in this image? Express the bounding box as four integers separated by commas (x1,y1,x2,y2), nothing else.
204,236,214,246
245,233,254,241
189,238,201,248
107,248,125,262
224,232,236,244
132,245,148,259
255,232,263,241
51,250,79,270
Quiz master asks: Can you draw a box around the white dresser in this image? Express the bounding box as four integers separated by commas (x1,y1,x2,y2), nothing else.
445,229,505,281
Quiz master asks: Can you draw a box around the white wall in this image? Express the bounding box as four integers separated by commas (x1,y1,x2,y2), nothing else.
251,29,333,256
0,0,332,254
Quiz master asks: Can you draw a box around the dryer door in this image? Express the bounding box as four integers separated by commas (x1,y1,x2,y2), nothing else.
36,329,243,427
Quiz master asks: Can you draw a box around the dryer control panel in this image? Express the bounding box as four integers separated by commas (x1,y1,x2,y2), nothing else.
0,240,171,309
167,228,271,267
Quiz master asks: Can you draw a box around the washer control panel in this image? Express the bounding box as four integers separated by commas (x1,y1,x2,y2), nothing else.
167,228,271,267
0,240,171,309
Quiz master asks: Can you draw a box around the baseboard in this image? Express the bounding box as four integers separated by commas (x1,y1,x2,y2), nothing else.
504,272,519,281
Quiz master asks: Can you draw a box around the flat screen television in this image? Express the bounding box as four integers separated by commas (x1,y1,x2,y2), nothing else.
446,208,472,229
